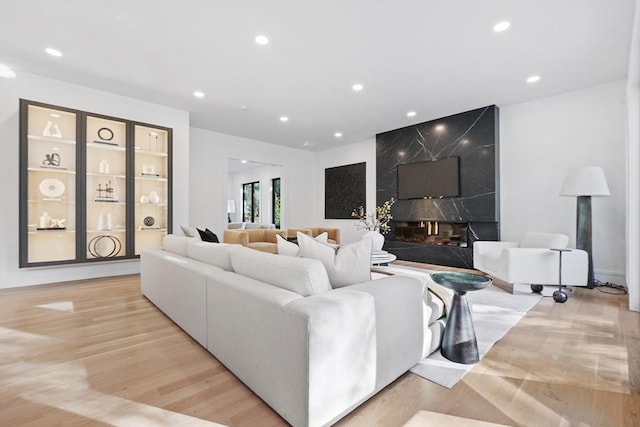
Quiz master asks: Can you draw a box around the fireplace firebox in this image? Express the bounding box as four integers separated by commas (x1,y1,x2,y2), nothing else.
394,221,468,247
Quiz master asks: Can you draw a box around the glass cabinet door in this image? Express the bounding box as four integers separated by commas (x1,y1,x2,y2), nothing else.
134,124,170,255
24,104,77,264
85,116,127,259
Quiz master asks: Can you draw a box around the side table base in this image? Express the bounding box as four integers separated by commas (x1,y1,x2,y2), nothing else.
441,291,479,364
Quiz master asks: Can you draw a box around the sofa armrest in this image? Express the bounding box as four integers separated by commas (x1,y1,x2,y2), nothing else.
206,272,376,427
498,248,588,286
473,241,518,274
473,240,518,257
223,229,249,246
347,276,424,386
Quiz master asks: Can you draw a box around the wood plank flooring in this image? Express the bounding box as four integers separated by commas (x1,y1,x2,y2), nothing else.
0,265,638,426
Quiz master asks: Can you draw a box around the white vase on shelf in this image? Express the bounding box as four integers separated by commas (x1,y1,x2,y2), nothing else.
362,230,385,251
99,159,110,174
42,121,53,137
98,213,112,231
149,191,160,204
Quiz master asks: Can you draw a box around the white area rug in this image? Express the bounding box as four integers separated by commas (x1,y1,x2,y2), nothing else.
410,282,541,388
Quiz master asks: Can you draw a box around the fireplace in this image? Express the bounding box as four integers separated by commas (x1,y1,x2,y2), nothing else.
394,221,468,247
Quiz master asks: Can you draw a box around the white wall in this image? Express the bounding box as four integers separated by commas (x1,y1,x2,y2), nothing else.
189,127,315,237
626,0,640,311
315,138,377,244
500,80,627,284
228,164,282,225
0,72,190,288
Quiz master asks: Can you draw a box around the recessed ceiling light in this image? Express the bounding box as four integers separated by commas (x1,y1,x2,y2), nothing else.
280,116,289,122
435,124,445,132
240,105,249,110
352,83,363,91
407,111,417,117
0,63,16,78
526,75,541,83
334,132,342,138
493,21,511,32
255,35,269,45
241,159,247,163
45,48,62,57
193,91,205,98
303,141,315,147
52,147,59,151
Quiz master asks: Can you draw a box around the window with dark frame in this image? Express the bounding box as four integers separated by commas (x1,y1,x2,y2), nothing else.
242,181,260,223
272,177,281,229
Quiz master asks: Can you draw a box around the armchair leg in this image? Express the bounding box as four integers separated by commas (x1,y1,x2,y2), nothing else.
553,288,568,303
531,284,544,293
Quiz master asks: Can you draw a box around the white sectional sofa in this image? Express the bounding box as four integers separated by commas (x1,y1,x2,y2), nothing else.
141,235,442,427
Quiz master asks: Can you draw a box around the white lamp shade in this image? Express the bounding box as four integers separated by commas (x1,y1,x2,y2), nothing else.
227,200,236,213
559,166,610,197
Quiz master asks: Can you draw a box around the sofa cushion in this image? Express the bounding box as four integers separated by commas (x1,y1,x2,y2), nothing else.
163,234,192,257
297,232,372,288
520,232,569,249
186,241,241,271
230,247,332,296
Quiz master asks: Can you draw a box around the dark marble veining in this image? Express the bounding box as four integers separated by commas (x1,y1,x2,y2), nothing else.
377,105,500,268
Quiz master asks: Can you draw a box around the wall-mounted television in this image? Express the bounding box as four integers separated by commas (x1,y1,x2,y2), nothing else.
397,157,460,199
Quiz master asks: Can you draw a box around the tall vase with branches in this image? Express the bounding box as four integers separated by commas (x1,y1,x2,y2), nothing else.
351,198,395,250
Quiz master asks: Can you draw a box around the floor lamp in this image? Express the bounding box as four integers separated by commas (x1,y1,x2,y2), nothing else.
559,166,610,288
227,200,235,223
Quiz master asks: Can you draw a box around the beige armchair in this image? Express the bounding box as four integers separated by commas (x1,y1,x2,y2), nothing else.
223,229,287,254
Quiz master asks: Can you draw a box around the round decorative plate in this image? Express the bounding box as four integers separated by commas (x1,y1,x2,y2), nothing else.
39,178,65,198
143,216,155,226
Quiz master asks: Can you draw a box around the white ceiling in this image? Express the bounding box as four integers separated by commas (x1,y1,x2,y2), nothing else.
0,1,635,152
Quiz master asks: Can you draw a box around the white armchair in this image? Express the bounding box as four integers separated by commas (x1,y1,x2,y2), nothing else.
473,232,589,292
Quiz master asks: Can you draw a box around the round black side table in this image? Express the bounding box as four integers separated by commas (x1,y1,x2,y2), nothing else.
430,272,492,364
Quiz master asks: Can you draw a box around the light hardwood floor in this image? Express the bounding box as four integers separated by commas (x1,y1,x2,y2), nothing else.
1,265,638,427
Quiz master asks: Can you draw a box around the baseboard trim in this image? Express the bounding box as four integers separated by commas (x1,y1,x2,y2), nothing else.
595,269,627,287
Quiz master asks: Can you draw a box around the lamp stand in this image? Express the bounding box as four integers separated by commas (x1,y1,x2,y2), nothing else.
228,214,231,223
576,195,594,288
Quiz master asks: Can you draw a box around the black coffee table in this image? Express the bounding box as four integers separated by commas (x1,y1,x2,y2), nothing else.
430,272,492,364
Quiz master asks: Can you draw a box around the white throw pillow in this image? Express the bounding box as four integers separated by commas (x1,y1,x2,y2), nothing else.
180,225,197,238
314,232,328,243
277,232,331,257
297,232,372,288
276,234,301,257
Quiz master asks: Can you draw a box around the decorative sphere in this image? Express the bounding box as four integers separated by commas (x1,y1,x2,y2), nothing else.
143,216,155,226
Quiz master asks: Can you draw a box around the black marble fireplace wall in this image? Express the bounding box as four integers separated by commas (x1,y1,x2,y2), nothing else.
376,105,500,268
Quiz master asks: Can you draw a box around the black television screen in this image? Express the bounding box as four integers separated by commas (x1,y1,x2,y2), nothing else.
397,157,460,199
